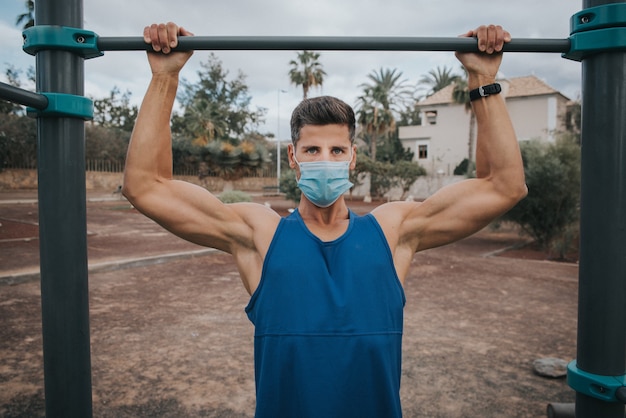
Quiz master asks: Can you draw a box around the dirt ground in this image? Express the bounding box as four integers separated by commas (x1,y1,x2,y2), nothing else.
0,192,579,417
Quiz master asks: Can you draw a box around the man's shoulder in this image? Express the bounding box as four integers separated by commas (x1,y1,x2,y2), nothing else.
371,200,422,221
231,201,282,221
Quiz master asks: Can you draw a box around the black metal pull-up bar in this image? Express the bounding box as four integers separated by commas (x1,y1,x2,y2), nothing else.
0,81,48,109
22,27,577,61
96,35,571,53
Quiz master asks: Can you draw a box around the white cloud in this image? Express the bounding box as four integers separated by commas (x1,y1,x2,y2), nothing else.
1,0,583,136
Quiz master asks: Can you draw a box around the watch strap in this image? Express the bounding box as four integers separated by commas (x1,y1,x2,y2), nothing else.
469,83,502,101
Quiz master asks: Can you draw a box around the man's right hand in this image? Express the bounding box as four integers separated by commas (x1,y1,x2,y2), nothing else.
143,22,194,75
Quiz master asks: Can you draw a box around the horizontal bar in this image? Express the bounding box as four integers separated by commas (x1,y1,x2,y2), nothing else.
0,81,49,109
97,36,571,53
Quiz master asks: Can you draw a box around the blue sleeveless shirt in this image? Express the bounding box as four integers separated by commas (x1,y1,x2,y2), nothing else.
245,209,406,418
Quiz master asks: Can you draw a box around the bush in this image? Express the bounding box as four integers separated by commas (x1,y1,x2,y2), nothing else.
502,136,580,252
354,154,425,199
279,170,301,203
218,190,252,203
0,113,37,169
453,158,475,177
354,155,393,199
390,160,426,199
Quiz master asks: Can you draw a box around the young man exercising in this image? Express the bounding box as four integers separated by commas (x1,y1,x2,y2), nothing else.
123,22,526,417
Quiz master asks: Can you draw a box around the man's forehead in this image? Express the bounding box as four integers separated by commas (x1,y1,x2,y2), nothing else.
299,124,351,142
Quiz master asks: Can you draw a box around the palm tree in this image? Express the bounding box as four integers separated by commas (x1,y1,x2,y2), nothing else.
184,98,229,146
451,73,476,177
356,68,412,162
419,65,461,97
16,0,35,29
288,51,326,99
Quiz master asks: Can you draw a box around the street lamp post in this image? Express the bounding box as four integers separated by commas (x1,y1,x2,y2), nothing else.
277,89,287,187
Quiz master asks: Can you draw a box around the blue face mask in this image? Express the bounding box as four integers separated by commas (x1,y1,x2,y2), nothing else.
295,157,354,208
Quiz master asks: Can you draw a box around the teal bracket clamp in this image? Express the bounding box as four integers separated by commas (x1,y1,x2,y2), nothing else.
568,360,626,403
22,25,103,59
564,3,626,61
27,93,94,120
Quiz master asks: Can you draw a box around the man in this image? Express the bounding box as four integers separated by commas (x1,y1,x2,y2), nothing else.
123,22,526,418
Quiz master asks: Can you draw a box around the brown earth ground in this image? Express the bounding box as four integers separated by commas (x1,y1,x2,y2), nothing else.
0,191,579,417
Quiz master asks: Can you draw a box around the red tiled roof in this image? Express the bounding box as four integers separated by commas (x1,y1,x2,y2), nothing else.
419,75,562,106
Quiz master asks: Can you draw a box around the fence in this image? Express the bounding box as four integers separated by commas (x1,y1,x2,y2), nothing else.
85,159,123,173
3,159,277,178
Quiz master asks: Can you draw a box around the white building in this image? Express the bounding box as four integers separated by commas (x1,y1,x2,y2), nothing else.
399,75,572,176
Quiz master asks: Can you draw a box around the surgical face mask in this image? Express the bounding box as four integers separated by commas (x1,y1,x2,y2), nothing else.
294,153,354,208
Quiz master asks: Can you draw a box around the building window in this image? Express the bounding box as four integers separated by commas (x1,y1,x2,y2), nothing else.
418,144,428,159
425,110,437,125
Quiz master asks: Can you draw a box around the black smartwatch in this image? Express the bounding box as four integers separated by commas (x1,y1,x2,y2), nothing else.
469,83,501,101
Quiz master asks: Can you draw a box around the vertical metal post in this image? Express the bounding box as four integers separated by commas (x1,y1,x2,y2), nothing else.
35,0,93,416
276,90,281,187
576,0,626,416
276,89,287,187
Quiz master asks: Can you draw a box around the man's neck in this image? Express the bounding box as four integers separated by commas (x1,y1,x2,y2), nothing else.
298,197,350,226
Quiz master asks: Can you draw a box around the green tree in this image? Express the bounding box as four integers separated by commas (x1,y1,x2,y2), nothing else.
91,87,138,132
288,51,326,99
171,54,268,183
279,170,300,204
16,0,34,29
376,131,414,164
177,97,229,145
353,154,425,200
397,104,422,127
174,53,265,145
352,154,389,199
85,124,129,162
83,87,139,168
199,139,268,181
0,97,14,115
356,68,412,163
1,65,34,115
419,65,461,97
0,65,36,169
502,136,581,255
390,160,426,200
172,136,203,175
0,113,36,170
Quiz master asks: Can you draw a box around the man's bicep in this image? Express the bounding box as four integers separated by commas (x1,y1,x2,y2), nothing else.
408,179,509,252
130,179,246,252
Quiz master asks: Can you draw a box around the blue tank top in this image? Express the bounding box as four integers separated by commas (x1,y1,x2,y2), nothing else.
245,209,406,418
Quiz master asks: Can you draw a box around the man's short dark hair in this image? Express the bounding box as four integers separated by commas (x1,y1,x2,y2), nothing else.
290,96,356,146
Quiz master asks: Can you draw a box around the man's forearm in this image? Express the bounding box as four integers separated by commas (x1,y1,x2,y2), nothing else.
123,73,179,198
471,87,526,199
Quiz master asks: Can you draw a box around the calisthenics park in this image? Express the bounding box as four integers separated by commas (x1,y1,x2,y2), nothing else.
0,1,625,417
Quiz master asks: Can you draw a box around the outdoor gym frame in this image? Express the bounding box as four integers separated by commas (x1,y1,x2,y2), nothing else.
0,0,625,417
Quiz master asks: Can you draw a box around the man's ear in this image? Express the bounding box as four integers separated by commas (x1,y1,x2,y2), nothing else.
349,145,357,170
288,144,297,169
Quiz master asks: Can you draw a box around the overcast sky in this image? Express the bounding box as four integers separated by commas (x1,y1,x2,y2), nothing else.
1,0,582,140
